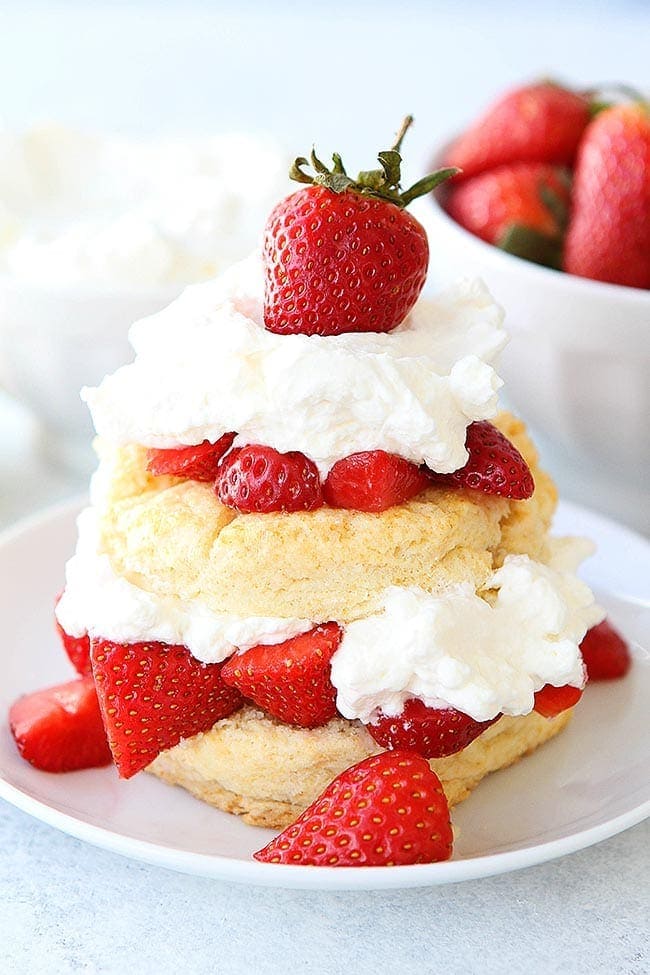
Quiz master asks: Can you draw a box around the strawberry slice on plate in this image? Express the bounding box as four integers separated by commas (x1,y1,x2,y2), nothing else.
429,420,534,500
254,750,453,866
146,433,236,482
221,623,342,728
580,619,632,681
323,450,432,512
9,676,112,773
91,639,243,778
367,699,501,758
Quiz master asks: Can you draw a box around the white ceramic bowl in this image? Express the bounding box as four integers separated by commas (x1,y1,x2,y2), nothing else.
0,276,180,472
415,190,650,534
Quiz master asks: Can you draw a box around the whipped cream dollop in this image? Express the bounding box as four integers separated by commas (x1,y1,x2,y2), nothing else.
330,546,604,724
0,125,290,286
84,254,507,474
55,508,312,662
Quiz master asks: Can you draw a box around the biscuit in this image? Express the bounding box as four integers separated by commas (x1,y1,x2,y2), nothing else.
96,412,557,622
147,706,573,828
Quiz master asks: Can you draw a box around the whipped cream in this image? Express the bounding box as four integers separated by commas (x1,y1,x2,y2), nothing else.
55,508,312,662
57,499,602,723
84,254,506,474
330,546,604,724
0,125,290,286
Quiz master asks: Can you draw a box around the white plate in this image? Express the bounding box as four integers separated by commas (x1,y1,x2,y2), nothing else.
0,499,648,890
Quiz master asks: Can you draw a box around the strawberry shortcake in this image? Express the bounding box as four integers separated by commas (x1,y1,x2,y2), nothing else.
11,121,631,866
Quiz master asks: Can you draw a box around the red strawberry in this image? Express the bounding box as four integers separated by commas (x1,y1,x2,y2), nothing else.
264,117,456,336
445,82,590,180
55,593,91,676
216,444,323,514
90,639,243,778
221,623,342,728
367,699,500,758
323,450,431,512
254,750,452,866
563,103,650,288
533,683,583,719
580,619,631,681
445,162,571,269
428,420,534,500
9,677,112,773
146,433,236,482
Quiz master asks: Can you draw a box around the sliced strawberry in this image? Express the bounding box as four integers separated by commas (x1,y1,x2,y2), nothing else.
146,433,236,482
367,698,501,758
9,677,112,773
221,623,342,728
323,450,431,512
428,421,534,500
254,750,453,866
55,592,91,676
533,683,583,718
216,444,323,514
90,639,243,778
580,620,631,681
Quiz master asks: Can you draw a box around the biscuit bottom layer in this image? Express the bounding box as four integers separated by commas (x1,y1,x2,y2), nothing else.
147,706,573,829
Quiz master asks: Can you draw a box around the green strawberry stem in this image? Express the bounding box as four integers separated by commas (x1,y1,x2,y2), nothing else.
289,116,459,208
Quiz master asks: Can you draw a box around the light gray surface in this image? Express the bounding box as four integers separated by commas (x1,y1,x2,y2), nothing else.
1,801,648,975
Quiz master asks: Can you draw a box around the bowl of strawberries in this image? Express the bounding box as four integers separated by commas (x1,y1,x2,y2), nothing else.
423,81,650,532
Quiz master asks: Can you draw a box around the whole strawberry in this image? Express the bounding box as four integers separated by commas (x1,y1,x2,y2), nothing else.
446,81,590,180
254,750,453,866
264,117,456,336
445,162,571,269
563,102,650,288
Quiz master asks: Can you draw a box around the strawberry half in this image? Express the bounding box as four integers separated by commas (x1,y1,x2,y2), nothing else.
254,750,453,866
55,594,91,676
146,433,236,482
323,450,432,512
367,699,501,758
91,639,243,778
580,620,631,681
221,623,342,728
9,677,112,773
428,421,534,500
216,444,323,514
533,683,583,719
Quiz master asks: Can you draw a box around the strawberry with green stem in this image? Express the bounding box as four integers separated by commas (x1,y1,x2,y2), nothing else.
264,116,456,337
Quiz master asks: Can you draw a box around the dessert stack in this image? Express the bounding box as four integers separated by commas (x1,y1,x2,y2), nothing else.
10,121,630,867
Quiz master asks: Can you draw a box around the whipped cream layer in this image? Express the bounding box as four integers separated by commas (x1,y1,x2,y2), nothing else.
56,508,312,662
56,506,602,723
0,126,290,286
84,254,507,474
331,549,603,724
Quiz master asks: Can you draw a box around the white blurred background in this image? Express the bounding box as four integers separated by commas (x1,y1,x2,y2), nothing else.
1,0,649,526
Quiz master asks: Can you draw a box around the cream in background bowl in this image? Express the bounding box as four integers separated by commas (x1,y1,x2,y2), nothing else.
414,178,650,534
0,125,291,468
